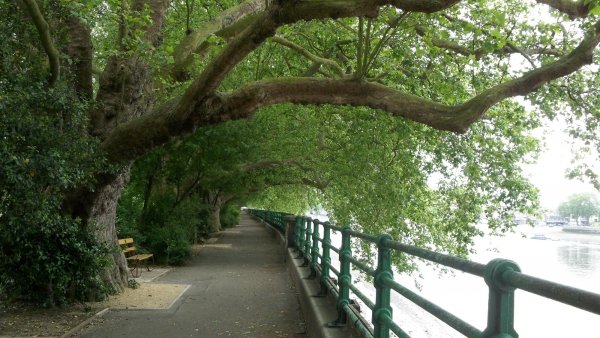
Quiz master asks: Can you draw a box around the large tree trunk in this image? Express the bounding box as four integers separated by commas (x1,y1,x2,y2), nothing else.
87,170,131,292
204,191,223,233
208,204,222,234
86,0,168,290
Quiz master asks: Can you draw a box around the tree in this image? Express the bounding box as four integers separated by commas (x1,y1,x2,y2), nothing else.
3,0,600,302
558,193,600,225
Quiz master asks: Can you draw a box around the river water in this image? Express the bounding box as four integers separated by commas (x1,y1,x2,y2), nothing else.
320,220,600,337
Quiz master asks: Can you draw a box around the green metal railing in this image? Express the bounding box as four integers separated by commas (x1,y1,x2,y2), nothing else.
249,209,288,234
249,209,600,338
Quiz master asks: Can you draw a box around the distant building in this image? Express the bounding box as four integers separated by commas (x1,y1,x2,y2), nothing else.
545,215,568,226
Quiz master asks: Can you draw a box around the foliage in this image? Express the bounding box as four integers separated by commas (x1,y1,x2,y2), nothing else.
0,2,108,305
117,185,202,265
220,202,241,228
558,193,600,223
4,0,600,297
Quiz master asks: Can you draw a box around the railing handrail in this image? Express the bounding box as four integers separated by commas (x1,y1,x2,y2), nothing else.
248,209,600,338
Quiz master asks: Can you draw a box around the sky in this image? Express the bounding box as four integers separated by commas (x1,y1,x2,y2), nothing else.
525,121,599,212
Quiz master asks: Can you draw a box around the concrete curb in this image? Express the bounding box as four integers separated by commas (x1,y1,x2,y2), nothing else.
60,307,110,338
165,284,191,310
286,248,357,338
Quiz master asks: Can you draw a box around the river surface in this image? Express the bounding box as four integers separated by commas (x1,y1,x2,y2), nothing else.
318,220,600,337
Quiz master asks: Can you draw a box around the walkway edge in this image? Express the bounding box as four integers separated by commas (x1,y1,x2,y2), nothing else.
60,307,110,338
286,248,360,338
255,215,360,338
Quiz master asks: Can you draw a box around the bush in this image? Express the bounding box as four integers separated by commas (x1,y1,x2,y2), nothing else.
220,203,241,228
0,8,108,305
117,191,208,265
0,218,110,306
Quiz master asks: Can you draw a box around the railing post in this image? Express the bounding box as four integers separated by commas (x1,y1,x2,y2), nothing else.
308,219,320,279
329,226,352,327
317,221,332,296
283,215,297,248
482,258,520,338
373,235,393,338
302,218,312,267
295,217,305,258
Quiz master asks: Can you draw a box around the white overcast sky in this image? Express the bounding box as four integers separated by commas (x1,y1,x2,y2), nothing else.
524,121,599,212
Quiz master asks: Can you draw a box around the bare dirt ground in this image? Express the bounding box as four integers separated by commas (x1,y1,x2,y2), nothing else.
0,243,211,337
0,301,100,337
0,278,188,337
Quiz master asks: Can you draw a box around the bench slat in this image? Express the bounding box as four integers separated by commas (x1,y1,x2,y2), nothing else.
127,253,154,261
117,238,134,245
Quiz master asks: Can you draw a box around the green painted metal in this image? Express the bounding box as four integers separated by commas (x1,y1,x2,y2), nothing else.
330,225,352,327
302,218,312,267
385,277,482,337
318,222,332,296
248,209,600,338
373,235,393,338
309,219,320,279
482,259,520,338
295,217,305,259
295,217,303,253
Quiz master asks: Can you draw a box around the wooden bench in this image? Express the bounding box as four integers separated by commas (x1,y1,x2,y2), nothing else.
118,238,154,278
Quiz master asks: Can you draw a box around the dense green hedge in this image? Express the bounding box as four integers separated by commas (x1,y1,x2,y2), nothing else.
0,4,108,305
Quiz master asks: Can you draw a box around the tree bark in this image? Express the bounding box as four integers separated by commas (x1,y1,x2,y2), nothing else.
86,170,132,293
83,0,169,292
207,204,222,234
204,190,223,233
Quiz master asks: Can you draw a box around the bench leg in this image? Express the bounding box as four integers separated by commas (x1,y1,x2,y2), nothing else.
146,256,154,272
130,260,141,278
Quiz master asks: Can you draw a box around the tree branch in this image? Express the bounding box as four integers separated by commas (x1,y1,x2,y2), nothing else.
171,0,266,79
536,0,593,18
64,15,93,99
169,0,466,129
22,0,60,86
107,0,600,164
415,25,563,60
271,36,344,76
101,19,600,163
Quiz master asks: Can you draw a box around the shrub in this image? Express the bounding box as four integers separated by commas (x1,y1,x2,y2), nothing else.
220,202,241,228
0,10,108,305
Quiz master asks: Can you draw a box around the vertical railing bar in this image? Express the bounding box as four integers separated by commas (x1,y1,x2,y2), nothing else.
373,234,394,338
308,219,320,279
302,218,312,267
328,226,352,327
317,221,332,296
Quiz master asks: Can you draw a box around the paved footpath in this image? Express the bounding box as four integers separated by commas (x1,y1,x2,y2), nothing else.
78,213,306,338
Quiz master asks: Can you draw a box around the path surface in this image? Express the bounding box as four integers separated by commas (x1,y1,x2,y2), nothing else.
78,213,306,337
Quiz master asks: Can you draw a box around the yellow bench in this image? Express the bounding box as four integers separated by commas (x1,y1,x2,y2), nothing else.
118,238,154,278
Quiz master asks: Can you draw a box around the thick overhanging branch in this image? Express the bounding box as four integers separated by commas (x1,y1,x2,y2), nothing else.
536,0,593,18
221,77,462,131
22,0,60,86
460,20,600,119
388,0,462,13
171,0,464,125
100,0,599,167
222,20,600,130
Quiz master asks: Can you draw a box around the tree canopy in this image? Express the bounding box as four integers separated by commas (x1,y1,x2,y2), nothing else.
558,192,600,223
2,0,600,304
